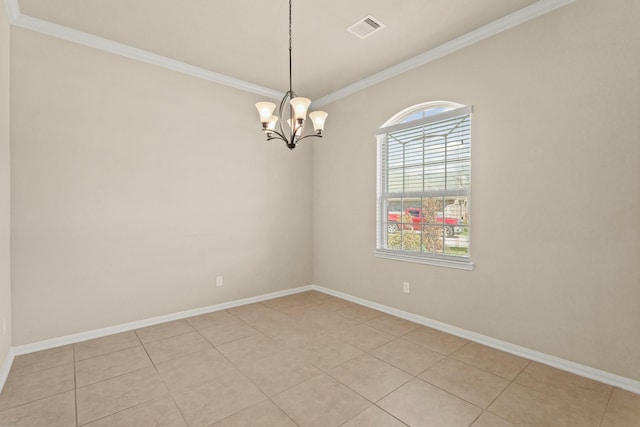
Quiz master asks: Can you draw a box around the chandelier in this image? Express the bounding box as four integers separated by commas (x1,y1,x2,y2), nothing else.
255,0,328,150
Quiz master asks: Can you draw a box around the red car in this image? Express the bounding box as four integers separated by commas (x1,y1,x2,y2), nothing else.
387,208,463,237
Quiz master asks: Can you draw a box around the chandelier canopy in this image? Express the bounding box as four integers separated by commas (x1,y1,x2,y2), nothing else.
255,0,328,150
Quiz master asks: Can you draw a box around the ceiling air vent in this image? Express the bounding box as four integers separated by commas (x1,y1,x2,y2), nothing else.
347,15,385,39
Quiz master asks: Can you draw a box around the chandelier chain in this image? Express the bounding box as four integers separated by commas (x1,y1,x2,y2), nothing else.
254,0,327,150
288,0,293,93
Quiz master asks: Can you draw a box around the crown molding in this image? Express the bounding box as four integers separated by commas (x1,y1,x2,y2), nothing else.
4,0,574,106
313,0,576,107
4,0,19,21
5,1,282,100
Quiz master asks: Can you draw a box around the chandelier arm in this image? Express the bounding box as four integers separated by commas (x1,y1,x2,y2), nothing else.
265,121,319,148
294,133,323,144
255,0,326,150
265,130,288,143
274,90,297,142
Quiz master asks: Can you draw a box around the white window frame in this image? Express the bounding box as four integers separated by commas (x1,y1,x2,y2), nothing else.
375,101,473,270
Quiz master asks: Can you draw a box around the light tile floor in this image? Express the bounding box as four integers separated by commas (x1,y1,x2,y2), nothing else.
0,290,639,426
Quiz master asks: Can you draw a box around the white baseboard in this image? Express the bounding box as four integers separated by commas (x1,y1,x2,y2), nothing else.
11,285,314,356
309,285,640,395
0,347,15,394
3,283,639,396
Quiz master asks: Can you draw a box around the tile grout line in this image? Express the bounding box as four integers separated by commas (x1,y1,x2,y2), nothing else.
73,344,78,427
73,315,257,424
499,361,616,425
74,334,141,364
264,395,301,427
403,375,485,413
215,343,302,425
138,331,191,427
208,299,369,424
5,292,636,426
386,329,539,408
1,346,74,379
10,286,640,395
597,386,616,427
0,363,77,415
323,344,488,425
75,332,161,426
449,340,530,426
322,336,481,423
268,296,437,424
206,321,303,394
442,350,529,383
365,328,507,414
337,403,410,427
479,360,529,422
0,389,76,420
467,412,482,427
189,318,278,425
372,405,410,427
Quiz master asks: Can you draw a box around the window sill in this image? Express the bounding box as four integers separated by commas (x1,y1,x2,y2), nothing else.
374,250,474,270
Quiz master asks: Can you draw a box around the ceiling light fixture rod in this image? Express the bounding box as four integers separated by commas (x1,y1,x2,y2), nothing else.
255,0,328,150
288,0,292,94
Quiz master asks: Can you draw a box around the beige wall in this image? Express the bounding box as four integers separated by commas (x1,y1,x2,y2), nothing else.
313,0,640,380
0,4,11,365
6,0,640,385
10,28,313,345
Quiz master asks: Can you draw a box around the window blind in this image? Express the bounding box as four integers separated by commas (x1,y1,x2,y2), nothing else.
378,105,471,197
376,105,472,264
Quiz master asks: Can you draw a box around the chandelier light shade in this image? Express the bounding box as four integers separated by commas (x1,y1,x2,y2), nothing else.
255,0,327,150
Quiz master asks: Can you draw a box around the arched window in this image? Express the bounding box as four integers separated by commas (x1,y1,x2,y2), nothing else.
375,101,472,269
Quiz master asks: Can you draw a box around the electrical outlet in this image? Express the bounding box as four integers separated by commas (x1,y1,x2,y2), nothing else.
216,276,224,287
403,282,410,293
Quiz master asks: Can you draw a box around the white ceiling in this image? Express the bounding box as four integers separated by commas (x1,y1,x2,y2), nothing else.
10,0,572,103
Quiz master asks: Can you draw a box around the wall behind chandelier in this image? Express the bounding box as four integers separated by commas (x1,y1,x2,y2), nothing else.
10,27,314,345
